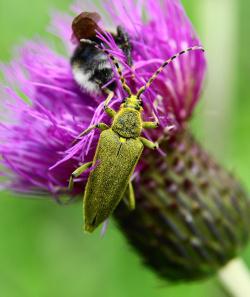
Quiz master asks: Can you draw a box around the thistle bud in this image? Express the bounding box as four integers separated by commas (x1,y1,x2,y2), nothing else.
115,130,250,281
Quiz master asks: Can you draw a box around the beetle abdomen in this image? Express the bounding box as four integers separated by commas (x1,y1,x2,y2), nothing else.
84,129,143,232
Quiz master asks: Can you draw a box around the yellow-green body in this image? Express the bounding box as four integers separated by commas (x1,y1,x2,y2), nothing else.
68,95,158,233
69,96,158,233
84,105,144,232
84,127,143,232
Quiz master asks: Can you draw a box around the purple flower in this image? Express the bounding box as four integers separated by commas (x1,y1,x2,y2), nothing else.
0,0,206,199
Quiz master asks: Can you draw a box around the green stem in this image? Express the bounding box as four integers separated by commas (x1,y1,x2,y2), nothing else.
218,258,250,297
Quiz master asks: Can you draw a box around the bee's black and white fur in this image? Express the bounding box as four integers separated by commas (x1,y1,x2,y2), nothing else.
71,26,132,95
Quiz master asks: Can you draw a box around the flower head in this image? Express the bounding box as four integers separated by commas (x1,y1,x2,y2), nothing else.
0,0,206,198
1,0,249,283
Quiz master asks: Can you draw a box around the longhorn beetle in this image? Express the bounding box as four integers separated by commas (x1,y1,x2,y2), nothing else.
69,43,205,233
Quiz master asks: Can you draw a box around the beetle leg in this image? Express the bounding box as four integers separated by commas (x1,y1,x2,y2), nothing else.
140,137,159,149
103,89,116,118
123,182,136,210
96,123,110,131
128,181,136,210
104,106,116,118
104,105,116,118
142,121,159,129
80,122,109,136
68,161,93,191
103,89,114,106
72,123,109,144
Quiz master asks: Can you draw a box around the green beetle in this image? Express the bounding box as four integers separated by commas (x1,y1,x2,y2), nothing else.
69,44,205,232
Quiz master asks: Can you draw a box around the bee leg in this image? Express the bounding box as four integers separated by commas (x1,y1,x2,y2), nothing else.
72,123,109,144
80,38,96,46
103,89,116,118
68,161,93,191
116,26,133,66
139,137,159,150
142,121,159,129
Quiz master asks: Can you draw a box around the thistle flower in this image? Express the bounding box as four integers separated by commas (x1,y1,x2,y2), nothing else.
0,0,249,285
0,0,205,197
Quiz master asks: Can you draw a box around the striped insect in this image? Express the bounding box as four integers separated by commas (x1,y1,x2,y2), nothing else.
69,44,205,233
71,12,132,96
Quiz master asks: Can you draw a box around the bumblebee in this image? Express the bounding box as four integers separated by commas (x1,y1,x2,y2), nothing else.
71,12,132,95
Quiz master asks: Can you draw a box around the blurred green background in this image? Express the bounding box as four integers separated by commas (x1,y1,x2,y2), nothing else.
0,0,250,296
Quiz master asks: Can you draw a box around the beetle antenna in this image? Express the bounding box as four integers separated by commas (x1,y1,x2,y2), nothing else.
136,45,205,98
80,38,132,96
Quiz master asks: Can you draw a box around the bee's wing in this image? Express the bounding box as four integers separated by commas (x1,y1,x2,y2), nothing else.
72,11,102,41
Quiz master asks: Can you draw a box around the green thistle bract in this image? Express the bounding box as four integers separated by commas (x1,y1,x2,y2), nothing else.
115,130,250,280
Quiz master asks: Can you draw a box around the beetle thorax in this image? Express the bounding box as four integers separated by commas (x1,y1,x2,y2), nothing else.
112,108,142,138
